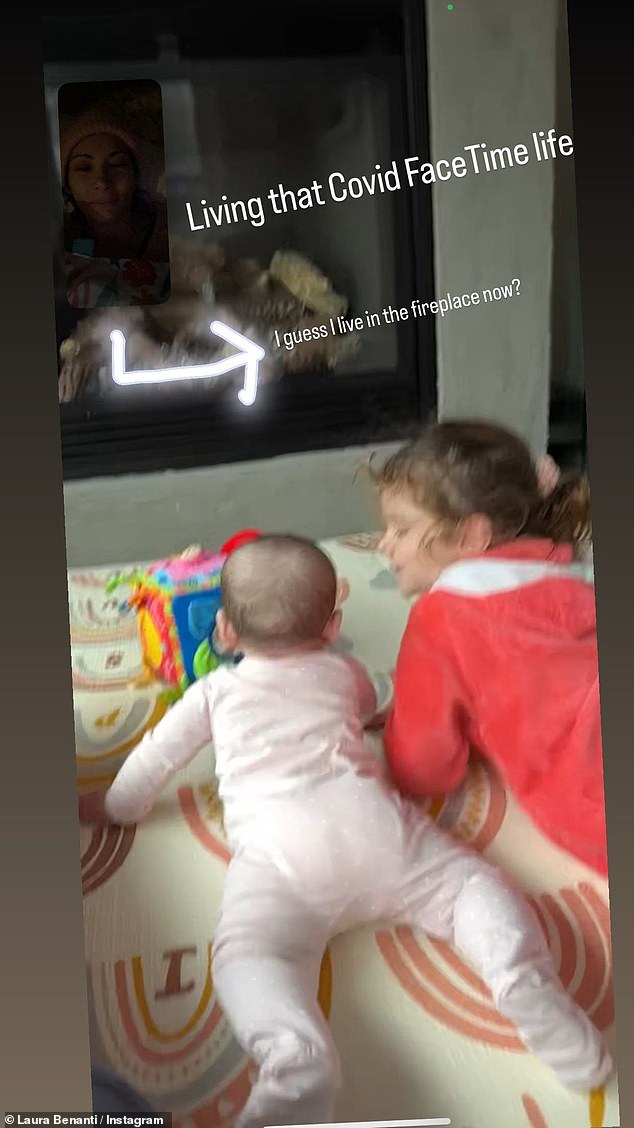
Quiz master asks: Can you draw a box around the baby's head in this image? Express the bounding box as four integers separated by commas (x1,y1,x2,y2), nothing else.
216,534,341,656
372,419,591,597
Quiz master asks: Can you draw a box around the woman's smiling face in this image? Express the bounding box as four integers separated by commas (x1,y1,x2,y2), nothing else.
66,133,136,225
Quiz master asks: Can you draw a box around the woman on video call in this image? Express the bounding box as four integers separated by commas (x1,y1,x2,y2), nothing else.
60,105,170,306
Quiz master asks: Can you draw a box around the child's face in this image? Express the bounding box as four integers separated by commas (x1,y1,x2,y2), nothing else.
378,488,464,596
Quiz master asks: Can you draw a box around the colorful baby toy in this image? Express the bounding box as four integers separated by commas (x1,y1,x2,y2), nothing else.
106,530,261,696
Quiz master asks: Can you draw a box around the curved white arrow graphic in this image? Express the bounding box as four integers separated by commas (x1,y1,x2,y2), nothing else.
109,320,265,406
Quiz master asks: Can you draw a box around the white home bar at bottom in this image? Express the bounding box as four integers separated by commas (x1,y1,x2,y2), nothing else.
265,1120,451,1127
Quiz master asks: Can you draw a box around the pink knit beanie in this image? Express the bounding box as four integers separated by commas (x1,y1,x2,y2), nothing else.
60,110,139,186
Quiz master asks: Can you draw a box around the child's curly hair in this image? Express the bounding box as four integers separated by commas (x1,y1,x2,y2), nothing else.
370,419,591,548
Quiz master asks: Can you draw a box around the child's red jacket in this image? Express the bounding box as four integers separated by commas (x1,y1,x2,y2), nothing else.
384,539,608,876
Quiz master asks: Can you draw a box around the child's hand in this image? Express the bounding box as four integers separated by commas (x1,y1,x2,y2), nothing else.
78,790,111,826
365,708,389,731
364,672,393,729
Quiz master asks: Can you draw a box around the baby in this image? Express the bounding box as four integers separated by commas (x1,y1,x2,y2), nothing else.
87,535,612,1128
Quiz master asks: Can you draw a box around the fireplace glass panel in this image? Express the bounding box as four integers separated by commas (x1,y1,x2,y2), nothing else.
42,1,435,476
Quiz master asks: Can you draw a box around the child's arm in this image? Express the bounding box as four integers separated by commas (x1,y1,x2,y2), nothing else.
102,678,214,825
384,604,470,797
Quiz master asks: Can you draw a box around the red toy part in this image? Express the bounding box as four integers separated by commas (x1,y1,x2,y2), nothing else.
221,529,263,555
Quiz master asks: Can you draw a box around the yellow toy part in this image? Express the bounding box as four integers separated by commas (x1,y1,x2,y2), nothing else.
139,607,164,671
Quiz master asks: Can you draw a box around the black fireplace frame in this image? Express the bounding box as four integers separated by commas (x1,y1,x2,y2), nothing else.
44,0,437,480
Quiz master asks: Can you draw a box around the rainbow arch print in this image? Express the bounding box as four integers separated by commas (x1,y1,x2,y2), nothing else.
521,1088,608,1128
89,944,333,1124
178,785,231,864
81,822,137,895
376,881,614,1048
76,694,169,789
68,569,138,643
72,636,146,690
89,948,251,1114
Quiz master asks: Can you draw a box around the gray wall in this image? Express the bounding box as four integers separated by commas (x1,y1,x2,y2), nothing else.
63,0,568,567
426,0,557,451
63,443,399,567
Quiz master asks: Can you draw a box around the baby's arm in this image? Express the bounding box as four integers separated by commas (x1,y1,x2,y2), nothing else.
340,654,392,727
102,679,214,825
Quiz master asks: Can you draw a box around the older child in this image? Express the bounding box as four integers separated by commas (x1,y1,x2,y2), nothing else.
374,419,607,877
81,534,611,1128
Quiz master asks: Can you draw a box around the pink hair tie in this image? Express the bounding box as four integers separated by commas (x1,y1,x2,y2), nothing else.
536,454,560,498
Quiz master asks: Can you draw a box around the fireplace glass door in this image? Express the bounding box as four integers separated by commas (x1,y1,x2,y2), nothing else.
43,0,435,478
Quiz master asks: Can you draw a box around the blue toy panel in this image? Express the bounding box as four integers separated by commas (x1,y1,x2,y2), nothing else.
172,589,223,682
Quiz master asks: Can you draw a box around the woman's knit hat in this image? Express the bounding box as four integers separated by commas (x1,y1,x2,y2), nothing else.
60,109,139,187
